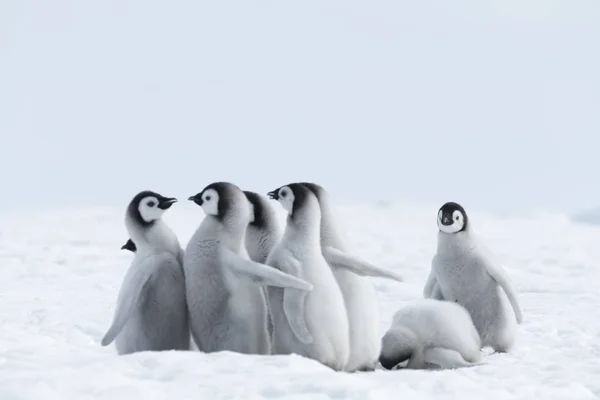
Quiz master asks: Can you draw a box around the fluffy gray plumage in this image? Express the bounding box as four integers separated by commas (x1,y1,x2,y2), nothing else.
183,182,312,354
379,299,483,370
266,183,350,371
299,182,404,372
243,190,282,339
424,202,523,353
101,190,190,354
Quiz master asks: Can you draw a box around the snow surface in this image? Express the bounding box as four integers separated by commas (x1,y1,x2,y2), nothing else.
1,202,599,400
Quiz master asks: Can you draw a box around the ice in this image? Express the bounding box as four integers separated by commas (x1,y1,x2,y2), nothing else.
0,202,599,399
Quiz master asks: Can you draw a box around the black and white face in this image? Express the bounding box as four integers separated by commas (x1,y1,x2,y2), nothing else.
131,191,178,225
189,188,219,216
437,202,468,234
267,185,295,214
188,182,246,221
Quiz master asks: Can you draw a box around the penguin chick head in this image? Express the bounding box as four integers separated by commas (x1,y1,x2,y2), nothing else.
267,185,294,214
243,190,267,226
437,202,468,234
127,190,178,226
298,182,326,200
188,181,249,222
267,183,313,215
378,328,414,370
268,183,321,225
121,238,137,253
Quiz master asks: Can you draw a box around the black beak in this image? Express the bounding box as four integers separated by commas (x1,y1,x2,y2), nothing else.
378,355,399,370
157,197,178,210
188,193,203,206
441,214,453,226
267,189,279,200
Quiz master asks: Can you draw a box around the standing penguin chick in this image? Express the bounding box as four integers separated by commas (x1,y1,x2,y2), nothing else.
101,191,190,354
379,299,483,370
121,239,136,253
266,183,350,371
299,182,404,372
243,190,282,338
424,202,523,353
183,182,313,355
243,190,282,263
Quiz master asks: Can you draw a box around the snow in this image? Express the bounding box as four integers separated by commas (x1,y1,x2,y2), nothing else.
571,208,600,227
1,201,599,400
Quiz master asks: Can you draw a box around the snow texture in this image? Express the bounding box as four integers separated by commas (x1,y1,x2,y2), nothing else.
1,202,599,400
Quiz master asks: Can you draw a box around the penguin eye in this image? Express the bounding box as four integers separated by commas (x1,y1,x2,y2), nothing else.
147,201,155,207
281,191,287,198
205,195,211,201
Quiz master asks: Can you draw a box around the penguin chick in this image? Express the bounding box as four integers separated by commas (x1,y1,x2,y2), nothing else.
379,299,483,370
183,181,313,354
424,202,523,353
265,183,350,371
102,190,190,354
243,190,283,339
299,182,404,372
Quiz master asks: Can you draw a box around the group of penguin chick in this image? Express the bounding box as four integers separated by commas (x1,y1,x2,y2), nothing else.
101,181,523,372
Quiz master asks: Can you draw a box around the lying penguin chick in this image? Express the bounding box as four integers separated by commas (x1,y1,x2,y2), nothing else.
379,299,483,370
424,202,523,353
121,239,136,253
265,183,350,371
101,190,190,354
183,181,313,355
299,182,404,372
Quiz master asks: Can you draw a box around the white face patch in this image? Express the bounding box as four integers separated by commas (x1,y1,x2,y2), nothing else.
437,209,465,234
138,196,165,223
277,186,295,214
200,188,219,216
247,200,255,223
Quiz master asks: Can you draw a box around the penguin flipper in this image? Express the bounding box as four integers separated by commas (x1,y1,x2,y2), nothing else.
323,246,404,282
101,261,154,346
422,347,484,369
423,268,444,300
222,248,313,291
480,256,523,324
430,282,444,300
280,254,313,344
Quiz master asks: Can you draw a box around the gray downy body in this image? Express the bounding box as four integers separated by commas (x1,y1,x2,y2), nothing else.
300,182,403,372
266,183,350,371
183,182,312,355
425,203,522,352
243,190,282,264
243,190,282,338
379,299,482,370
102,191,190,354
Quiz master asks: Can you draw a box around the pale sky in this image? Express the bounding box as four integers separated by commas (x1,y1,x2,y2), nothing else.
1,0,599,214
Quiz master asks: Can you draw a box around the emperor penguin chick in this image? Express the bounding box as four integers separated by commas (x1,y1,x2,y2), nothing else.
424,202,523,353
183,182,313,355
266,183,350,371
243,190,282,263
101,191,190,354
379,299,483,370
244,190,283,338
299,182,404,372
